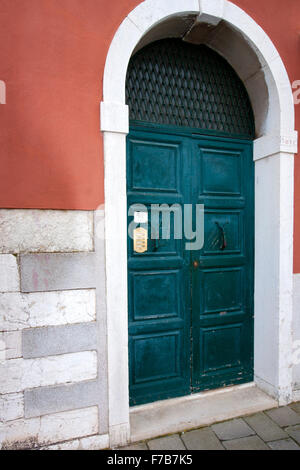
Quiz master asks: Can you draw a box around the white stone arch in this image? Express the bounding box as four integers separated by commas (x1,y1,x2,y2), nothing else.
100,0,298,446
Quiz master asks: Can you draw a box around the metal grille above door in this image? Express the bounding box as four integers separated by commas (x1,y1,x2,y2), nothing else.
126,39,255,139
126,38,254,406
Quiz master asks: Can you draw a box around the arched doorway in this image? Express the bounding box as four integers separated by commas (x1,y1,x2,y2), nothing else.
126,39,255,406
101,0,297,446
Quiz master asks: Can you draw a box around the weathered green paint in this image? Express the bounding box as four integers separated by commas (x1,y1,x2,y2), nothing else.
127,123,254,406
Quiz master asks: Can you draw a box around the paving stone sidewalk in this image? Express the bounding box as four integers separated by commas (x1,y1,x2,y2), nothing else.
120,402,300,450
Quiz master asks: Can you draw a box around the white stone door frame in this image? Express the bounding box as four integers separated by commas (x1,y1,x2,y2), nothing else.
100,0,298,446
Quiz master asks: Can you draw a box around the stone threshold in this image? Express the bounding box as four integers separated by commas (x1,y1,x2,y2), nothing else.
130,383,278,443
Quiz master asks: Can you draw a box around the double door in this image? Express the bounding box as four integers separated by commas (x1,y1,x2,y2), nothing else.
127,125,254,406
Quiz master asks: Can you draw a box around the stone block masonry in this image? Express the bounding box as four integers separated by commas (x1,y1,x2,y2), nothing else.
0,351,97,394
0,209,109,450
0,407,99,449
0,201,299,449
0,210,93,253
0,290,96,331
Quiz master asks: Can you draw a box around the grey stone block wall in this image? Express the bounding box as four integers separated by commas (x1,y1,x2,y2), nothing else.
0,209,109,449
24,380,100,418
17,210,109,435
20,252,97,292
22,323,98,359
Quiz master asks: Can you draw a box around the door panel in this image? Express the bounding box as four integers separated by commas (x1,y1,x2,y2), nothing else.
127,130,191,406
200,323,243,373
191,137,254,391
131,331,181,383
127,126,254,405
130,140,179,193
200,149,242,196
200,267,244,314
129,270,181,321
203,210,243,255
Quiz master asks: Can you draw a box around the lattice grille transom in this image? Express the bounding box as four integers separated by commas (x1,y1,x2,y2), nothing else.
126,39,255,138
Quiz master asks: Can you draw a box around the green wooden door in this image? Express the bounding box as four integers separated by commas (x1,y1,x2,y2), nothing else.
190,135,254,392
127,125,254,406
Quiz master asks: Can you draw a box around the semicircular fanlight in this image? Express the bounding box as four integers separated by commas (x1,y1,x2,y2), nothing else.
126,39,255,139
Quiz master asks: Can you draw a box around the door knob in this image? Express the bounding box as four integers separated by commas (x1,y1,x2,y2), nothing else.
192,260,199,269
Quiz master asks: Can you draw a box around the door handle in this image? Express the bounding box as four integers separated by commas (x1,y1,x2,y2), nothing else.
215,222,228,251
192,260,199,269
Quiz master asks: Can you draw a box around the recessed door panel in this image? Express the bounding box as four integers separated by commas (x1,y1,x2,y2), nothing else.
131,331,181,384
128,204,182,259
129,270,181,321
203,210,243,255
200,149,242,196
200,323,243,374
201,268,244,315
128,140,181,193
